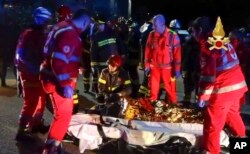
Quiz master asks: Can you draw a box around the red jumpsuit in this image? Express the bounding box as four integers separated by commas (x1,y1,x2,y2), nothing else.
40,20,83,141
16,25,47,129
198,40,248,154
144,28,181,103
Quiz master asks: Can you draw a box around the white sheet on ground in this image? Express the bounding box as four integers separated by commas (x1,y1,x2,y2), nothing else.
68,113,229,153
67,113,122,153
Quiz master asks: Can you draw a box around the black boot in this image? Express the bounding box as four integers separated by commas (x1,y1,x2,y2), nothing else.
31,120,50,134
15,127,33,142
43,140,62,154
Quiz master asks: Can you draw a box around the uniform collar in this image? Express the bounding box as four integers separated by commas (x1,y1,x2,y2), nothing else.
154,27,170,37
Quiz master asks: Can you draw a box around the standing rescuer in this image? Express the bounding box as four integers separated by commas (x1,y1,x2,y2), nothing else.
56,5,72,22
144,14,181,103
40,9,91,153
191,16,248,154
56,5,80,114
15,6,52,141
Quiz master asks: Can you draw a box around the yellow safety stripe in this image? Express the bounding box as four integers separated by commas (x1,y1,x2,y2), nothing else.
73,94,78,99
97,38,116,47
168,29,177,34
139,85,149,91
83,49,90,54
125,80,132,85
73,94,78,104
138,88,150,95
73,99,79,104
91,62,107,66
98,78,106,84
108,86,117,91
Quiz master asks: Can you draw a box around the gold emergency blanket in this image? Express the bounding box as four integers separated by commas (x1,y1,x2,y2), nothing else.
123,98,204,124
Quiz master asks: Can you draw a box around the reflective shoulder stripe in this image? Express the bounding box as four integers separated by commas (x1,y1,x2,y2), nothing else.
98,78,106,84
200,75,216,82
69,55,80,62
57,73,70,81
124,80,132,85
52,52,69,64
54,26,73,39
201,81,247,95
216,60,239,72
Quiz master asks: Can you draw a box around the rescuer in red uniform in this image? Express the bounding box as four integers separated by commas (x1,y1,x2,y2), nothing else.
15,7,52,141
191,16,248,154
45,5,82,115
57,5,80,114
40,9,91,153
144,14,181,103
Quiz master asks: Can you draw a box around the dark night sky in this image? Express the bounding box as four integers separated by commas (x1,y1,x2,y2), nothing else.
131,0,250,31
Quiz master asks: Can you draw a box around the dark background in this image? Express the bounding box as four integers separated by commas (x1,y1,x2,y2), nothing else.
0,0,249,41
131,0,250,31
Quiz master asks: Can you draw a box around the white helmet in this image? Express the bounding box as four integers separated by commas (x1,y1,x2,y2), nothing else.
33,7,52,25
169,19,181,29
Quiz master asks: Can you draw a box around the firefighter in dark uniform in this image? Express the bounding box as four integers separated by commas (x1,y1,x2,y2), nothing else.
138,14,153,97
138,13,153,70
96,55,132,117
90,15,126,96
181,34,200,106
119,18,141,98
80,22,95,93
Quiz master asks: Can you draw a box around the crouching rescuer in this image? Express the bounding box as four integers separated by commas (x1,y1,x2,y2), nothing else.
96,55,132,117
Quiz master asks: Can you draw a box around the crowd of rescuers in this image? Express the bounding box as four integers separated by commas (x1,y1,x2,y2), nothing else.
2,3,249,153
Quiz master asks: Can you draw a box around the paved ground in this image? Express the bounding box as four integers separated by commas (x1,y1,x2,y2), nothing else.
0,67,249,154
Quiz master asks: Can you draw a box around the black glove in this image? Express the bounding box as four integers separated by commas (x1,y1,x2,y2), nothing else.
105,93,120,103
96,94,105,103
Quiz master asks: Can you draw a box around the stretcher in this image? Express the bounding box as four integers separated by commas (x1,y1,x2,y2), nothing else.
67,113,229,153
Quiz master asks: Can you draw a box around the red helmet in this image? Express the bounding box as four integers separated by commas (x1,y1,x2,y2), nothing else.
108,55,122,67
56,5,72,22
